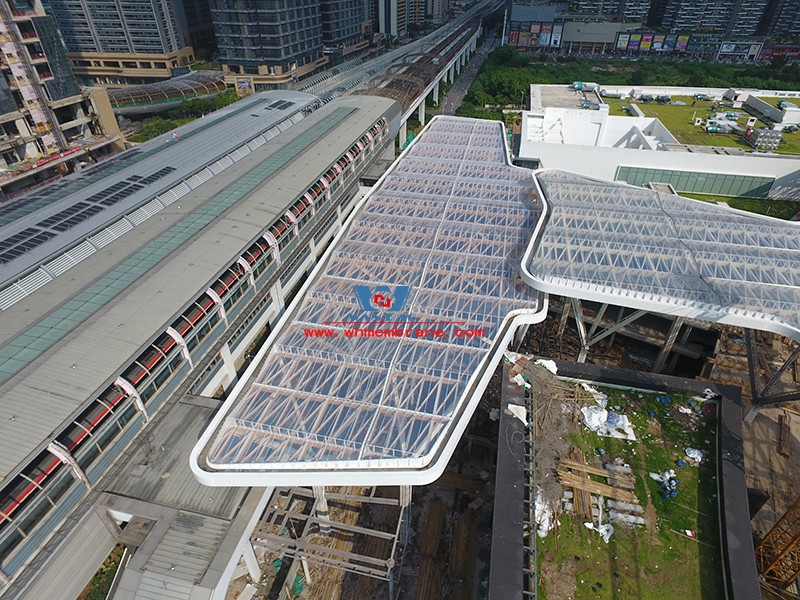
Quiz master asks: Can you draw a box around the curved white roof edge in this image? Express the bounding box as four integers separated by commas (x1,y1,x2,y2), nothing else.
190,307,547,487
191,114,546,486
521,168,800,344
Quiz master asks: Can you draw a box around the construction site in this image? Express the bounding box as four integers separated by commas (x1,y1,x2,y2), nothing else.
214,290,800,600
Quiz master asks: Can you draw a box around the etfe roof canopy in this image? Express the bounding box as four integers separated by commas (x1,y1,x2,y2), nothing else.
192,117,545,487
193,116,800,488
524,170,800,343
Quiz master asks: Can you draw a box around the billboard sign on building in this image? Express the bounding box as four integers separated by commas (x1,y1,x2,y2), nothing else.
640,34,653,51
663,34,677,51
652,34,665,51
718,41,762,60
551,23,562,47
627,34,642,51
616,33,630,50
676,35,690,52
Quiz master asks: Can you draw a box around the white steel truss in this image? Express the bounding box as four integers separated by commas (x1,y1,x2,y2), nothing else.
193,117,544,486
524,170,800,342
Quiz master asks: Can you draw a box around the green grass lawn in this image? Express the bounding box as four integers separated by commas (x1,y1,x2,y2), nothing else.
603,96,800,155
679,192,800,220
537,385,723,600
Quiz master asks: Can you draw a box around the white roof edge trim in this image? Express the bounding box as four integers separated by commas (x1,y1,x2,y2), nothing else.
520,168,800,345
191,114,544,487
191,307,548,487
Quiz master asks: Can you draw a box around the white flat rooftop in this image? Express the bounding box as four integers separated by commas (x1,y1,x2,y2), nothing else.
520,106,677,149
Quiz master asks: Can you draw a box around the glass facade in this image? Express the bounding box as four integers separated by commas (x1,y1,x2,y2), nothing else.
616,165,774,198
47,0,186,54
211,0,323,71
31,16,80,101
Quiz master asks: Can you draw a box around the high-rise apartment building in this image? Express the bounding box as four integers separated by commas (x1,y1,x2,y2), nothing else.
652,0,772,35
321,0,365,47
0,0,122,195
572,0,652,20
377,0,406,38
760,0,800,36
47,0,194,85
428,0,450,24
211,0,325,78
727,0,770,36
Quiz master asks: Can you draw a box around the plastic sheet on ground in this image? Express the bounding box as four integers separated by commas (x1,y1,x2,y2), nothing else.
580,405,636,441
580,383,608,407
535,489,554,538
503,351,526,365
685,447,704,462
508,404,528,426
534,358,558,374
584,521,615,543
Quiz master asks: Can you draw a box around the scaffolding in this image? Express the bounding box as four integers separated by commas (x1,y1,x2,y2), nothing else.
756,496,800,589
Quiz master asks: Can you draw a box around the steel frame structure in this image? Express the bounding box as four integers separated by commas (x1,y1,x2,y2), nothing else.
254,487,404,580
756,496,800,589
523,170,800,342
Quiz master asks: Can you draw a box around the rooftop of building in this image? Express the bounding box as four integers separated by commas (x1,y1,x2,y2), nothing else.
520,104,678,149
192,116,544,488
0,92,397,482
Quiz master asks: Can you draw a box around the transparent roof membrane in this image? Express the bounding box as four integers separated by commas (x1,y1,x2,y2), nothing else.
529,170,800,337
205,117,541,473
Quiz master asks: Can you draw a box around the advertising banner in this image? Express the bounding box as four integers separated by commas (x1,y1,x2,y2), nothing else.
616,33,630,50
676,35,690,52
627,34,642,51
663,34,677,51
640,34,653,51
551,23,563,47
509,31,519,45
652,34,665,50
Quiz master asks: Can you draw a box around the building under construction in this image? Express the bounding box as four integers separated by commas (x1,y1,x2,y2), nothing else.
0,0,123,198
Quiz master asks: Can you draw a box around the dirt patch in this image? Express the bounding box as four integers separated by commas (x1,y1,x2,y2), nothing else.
540,554,577,600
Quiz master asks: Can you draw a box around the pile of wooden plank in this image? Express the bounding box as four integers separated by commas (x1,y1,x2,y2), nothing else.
557,457,638,505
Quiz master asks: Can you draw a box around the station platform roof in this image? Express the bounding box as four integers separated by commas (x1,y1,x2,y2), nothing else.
0,93,395,482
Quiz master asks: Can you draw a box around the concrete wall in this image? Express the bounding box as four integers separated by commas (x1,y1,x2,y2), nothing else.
521,142,800,199
561,21,638,44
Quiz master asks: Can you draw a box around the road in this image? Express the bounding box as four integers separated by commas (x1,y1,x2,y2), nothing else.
439,33,500,116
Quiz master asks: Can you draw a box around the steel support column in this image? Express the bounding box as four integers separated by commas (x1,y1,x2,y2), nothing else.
586,303,608,339
313,486,331,535
219,342,238,389
744,328,762,422
761,343,800,398
653,317,685,374
242,540,261,581
587,309,648,348
571,298,589,363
